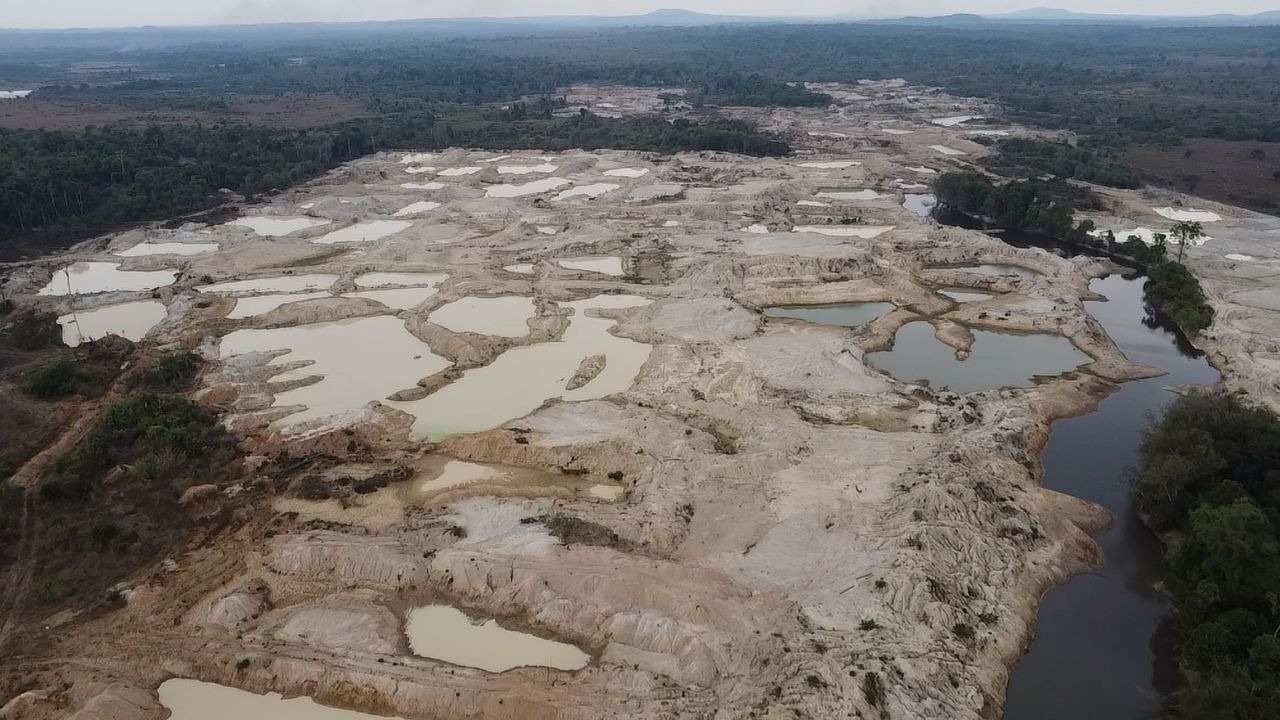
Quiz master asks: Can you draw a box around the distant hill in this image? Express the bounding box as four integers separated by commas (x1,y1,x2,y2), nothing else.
986,7,1280,25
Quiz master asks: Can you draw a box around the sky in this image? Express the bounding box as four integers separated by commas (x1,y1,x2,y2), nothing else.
2,0,1278,29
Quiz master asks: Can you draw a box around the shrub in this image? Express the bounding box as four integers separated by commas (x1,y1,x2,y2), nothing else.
26,356,82,398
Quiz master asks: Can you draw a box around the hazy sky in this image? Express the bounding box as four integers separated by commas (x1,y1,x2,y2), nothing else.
4,0,1278,29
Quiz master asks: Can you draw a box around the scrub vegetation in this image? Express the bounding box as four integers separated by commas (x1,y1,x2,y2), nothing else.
1133,392,1280,720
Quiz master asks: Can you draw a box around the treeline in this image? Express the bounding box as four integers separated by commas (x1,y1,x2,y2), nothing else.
985,138,1143,190
0,111,787,259
1133,392,1280,720
932,170,1095,240
695,74,832,108
934,170,1215,333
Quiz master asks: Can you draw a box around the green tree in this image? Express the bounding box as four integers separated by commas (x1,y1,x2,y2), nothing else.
1170,220,1205,264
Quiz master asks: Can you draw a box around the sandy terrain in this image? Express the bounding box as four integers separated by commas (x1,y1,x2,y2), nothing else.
2,79,1276,720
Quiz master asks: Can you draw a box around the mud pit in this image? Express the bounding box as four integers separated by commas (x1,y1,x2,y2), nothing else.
8,79,1273,720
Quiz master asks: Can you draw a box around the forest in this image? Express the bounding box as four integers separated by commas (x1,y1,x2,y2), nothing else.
1133,392,1280,720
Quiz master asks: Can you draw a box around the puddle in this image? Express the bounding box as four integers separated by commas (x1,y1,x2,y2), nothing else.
792,226,894,239
816,189,886,201
345,287,437,310
354,272,447,288
1152,207,1220,223
401,182,444,190
429,296,535,337
497,164,558,175
903,193,937,217
931,115,982,127
555,183,620,201
485,178,571,198
796,200,829,207
392,295,651,440
939,288,994,303
604,167,650,178
115,241,218,257
310,221,412,244
405,605,589,672
198,274,339,295
763,302,895,327
930,145,966,156
38,262,177,296
219,316,452,429
229,217,332,237
556,256,624,276
57,300,167,347
421,460,511,493
799,160,860,169
438,167,482,177
866,321,1089,393
588,484,625,501
503,263,536,274
227,292,330,319
392,201,440,217
158,679,407,720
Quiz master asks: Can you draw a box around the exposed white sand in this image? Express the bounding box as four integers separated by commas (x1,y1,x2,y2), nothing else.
392,295,651,440
219,316,452,429
345,287,439,311
0,90,33,99
400,153,435,164
485,178,571,198
393,201,441,217
1153,207,1222,222
57,300,167,347
816,189,887,201
228,217,331,237
159,679,408,720
662,220,681,227
429,296,535,338
497,164,558,175
939,288,994,303
894,180,931,190
799,160,860,169
114,241,219,257
554,183,620,201
310,221,412,244
931,115,981,127
198,274,339,295
438,166,482,177
421,461,511,494
906,165,938,174
401,182,445,190
38,262,177,296
965,130,1009,137
792,226,895,239
796,200,830,207
536,226,558,235
404,166,437,175
556,256,624,276
354,272,447,289
743,224,770,234
604,168,650,178
807,131,849,138
226,292,330,320
404,605,589,672
1225,253,1256,262
882,128,915,135
588,484,625,501
930,145,966,156
479,155,510,163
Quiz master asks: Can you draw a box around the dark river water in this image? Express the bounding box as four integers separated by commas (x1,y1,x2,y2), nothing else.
928,203,1221,718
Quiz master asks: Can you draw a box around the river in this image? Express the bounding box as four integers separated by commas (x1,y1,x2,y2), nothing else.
930,200,1222,719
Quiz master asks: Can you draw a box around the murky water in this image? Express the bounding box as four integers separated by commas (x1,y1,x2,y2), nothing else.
485,178,570,198
219,316,451,429
420,460,511,494
429,296,535,337
393,295,651,440
57,300,166,347
555,183,620,200
229,217,331,236
1003,274,1219,720
114,241,219,257
227,292,330,319
310,221,412,244
902,193,937,218
198,274,338,295
353,272,446,288
556,257,624,276
38,261,177,296
763,302,895,328
866,321,1089,393
345,287,437,311
158,679,406,720
404,605,589,672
